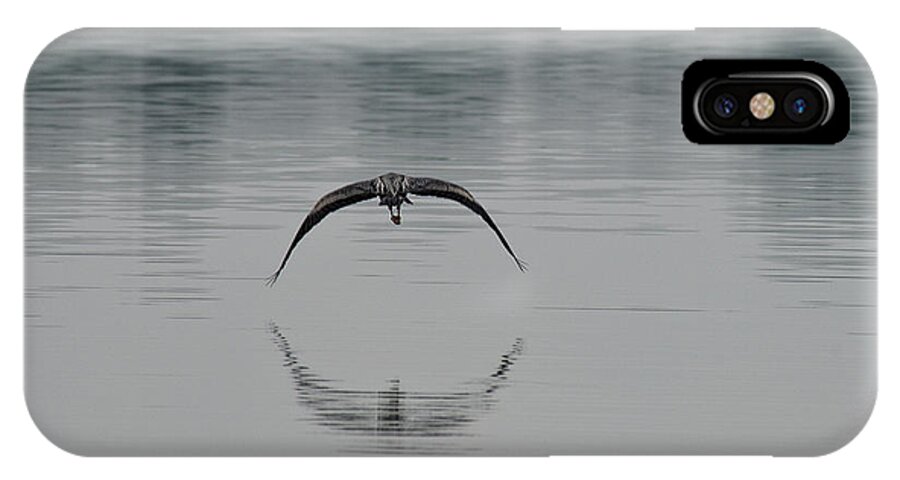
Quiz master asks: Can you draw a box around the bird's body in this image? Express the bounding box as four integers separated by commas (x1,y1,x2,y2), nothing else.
265,172,525,285
373,172,414,224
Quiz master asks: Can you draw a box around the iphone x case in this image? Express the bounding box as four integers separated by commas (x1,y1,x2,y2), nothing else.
24,28,876,456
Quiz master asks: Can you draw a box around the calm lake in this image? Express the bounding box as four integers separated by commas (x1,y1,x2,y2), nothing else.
25,29,875,455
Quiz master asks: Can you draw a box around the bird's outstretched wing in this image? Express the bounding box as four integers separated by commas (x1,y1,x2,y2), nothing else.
266,179,378,285
407,176,527,271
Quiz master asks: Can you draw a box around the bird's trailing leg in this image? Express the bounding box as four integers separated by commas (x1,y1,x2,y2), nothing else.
391,203,402,225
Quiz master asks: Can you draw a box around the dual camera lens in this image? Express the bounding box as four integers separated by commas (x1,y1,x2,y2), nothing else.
713,94,738,119
712,89,816,122
783,88,818,123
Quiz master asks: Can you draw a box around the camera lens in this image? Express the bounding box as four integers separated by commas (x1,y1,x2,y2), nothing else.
713,94,738,118
791,98,808,115
784,88,819,123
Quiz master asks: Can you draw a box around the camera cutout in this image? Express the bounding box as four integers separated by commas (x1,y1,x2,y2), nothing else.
682,60,849,144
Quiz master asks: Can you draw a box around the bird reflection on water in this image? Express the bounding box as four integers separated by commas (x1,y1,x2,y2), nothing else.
268,321,523,438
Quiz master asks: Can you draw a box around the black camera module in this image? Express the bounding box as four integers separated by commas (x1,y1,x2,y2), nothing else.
683,60,848,143
713,94,738,118
783,88,819,123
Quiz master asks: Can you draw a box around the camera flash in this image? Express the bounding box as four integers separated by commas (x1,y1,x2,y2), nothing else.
749,92,775,120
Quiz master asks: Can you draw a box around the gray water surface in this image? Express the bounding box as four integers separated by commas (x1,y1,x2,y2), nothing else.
24,29,876,455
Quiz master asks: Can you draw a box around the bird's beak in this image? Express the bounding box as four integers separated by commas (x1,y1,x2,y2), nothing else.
391,214,401,225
